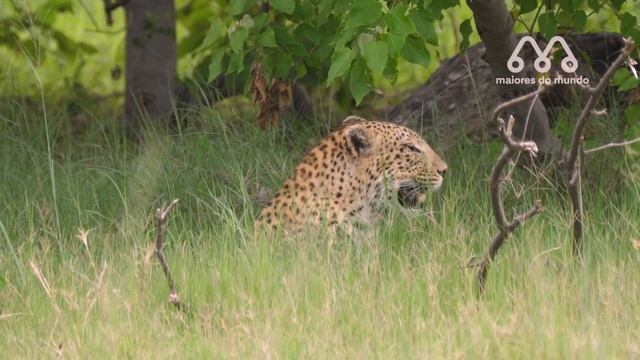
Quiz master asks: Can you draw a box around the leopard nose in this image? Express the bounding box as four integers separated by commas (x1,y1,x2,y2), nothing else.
437,167,447,176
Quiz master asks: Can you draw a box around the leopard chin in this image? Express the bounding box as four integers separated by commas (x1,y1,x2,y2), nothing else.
397,183,428,208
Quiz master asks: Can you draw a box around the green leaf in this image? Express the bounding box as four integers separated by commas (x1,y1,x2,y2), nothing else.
48,0,73,11
349,58,371,105
285,43,310,57
362,41,388,76
316,36,333,61
269,0,295,14
624,104,640,133
317,0,335,23
383,57,398,83
612,67,640,90
229,27,248,53
294,0,314,18
618,76,640,92
573,11,587,32
612,68,630,86
382,33,406,57
208,51,225,82
333,26,357,48
270,52,292,78
410,8,438,45
298,24,322,45
557,0,573,12
230,0,250,15
36,0,73,24
334,1,350,15
200,19,225,49
538,12,557,40
629,28,640,45
621,13,638,35
51,30,75,55
345,0,382,28
459,18,473,51
385,5,416,35
400,35,430,68
587,0,600,10
253,13,269,31
78,42,98,54
257,28,277,48
430,0,458,12
327,46,355,83
227,51,245,73
295,62,308,78
518,0,538,14
610,0,624,10
180,34,205,56
273,26,296,45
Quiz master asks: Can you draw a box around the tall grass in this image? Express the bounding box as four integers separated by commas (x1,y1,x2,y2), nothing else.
1,101,640,358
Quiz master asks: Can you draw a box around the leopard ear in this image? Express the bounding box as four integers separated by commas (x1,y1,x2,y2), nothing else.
342,115,367,126
345,125,372,158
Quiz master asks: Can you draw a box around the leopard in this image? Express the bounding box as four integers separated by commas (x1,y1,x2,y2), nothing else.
256,116,448,233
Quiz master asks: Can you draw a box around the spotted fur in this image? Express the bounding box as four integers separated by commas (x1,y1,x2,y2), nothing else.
256,116,448,232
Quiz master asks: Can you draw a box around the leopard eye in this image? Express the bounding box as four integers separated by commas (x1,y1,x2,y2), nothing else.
404,143,422,153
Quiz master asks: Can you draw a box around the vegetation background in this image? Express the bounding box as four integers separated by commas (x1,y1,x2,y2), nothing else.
1,0,640,358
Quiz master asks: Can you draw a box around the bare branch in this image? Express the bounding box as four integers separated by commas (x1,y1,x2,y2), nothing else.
560,38,636,256
472,117,543,295
565,80,596,94
590,109,607,117
563,38,636,169
585,137,640,154
491,84,550,123
472,38,636,294
103,0,129,26
154,199,188,312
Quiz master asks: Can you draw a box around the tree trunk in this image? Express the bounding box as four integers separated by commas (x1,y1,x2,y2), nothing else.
124,0,177,133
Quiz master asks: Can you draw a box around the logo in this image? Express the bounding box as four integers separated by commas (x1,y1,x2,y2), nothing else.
508,35,578,74
496,35,589,86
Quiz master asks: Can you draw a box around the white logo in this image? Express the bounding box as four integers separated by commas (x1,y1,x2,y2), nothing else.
508,36,578,74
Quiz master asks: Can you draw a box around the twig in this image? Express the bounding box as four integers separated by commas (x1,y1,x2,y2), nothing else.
559,38,636,257
491,83,550,123
470,116,544,295
103,0,129,26
154,199,188,312
584,137,640,154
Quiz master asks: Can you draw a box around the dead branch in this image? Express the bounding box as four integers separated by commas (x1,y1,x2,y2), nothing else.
585,137,640,154
559,38,636,257
470,116,544,295
154,199,188,312
103,0,129,26
470,38,635,294
491,83,550,123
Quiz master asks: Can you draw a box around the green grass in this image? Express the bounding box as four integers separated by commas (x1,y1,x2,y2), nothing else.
1,102,640,359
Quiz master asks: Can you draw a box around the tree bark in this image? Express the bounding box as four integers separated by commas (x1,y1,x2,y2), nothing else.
124,0,177,133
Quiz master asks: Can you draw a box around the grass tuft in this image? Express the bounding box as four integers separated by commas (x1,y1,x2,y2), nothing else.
1,102,640,358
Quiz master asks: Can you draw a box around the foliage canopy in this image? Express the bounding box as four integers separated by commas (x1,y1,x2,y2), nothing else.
196,0,640,104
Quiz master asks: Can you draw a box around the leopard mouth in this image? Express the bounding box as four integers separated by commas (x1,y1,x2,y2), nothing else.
397,182,427,208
